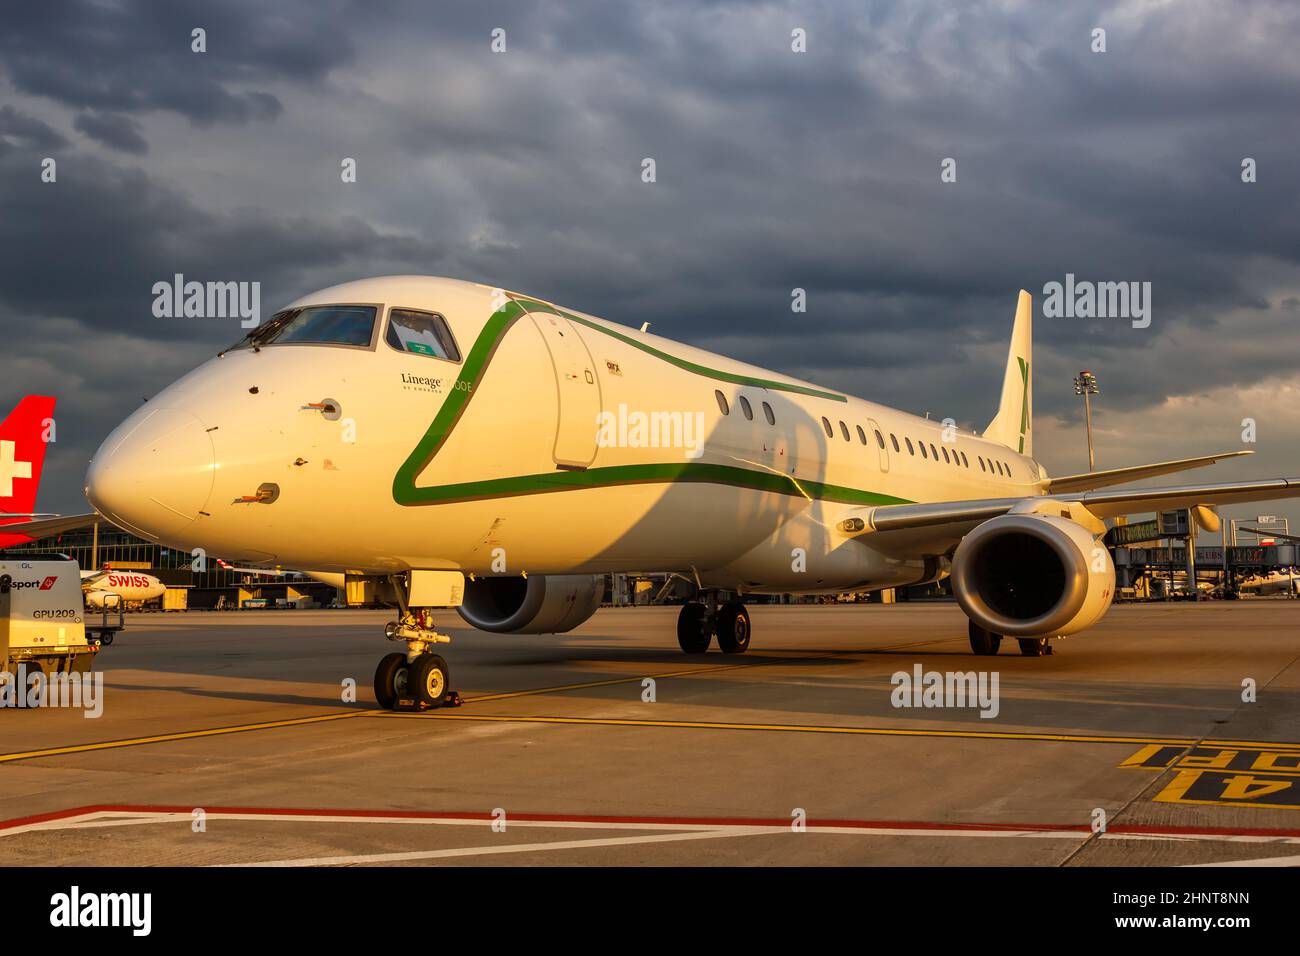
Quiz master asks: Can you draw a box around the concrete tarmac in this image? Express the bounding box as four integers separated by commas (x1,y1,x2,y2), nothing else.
2,601,1299,866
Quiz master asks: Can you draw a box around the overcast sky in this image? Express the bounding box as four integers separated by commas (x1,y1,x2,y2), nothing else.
3,0,1299,535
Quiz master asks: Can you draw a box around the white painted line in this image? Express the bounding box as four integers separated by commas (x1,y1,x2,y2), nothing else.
1187,853,1300,866
1101,832,1300,846
223,827,770,866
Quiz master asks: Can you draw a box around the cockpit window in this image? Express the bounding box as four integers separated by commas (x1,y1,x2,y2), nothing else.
385,309,461,362
230,305,377,350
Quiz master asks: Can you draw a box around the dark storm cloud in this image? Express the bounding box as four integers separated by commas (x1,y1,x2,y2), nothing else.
2,0,1299,513
0,104,67,154
73,110,149,154
0,0,360,126
0,142,445,339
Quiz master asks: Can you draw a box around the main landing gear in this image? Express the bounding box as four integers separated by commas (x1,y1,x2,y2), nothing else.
967,620,1053,657
968,621,1001,656
373,602,463,711
677,595,751,654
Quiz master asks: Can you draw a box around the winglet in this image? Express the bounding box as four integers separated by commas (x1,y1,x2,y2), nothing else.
983,290,1033,457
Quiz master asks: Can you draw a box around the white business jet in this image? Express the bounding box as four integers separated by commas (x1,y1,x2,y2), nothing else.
8,277,1295,709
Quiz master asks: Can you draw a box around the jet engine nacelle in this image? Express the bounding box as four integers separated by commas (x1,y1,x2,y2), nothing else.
457,574,604,634
950,513,1115,638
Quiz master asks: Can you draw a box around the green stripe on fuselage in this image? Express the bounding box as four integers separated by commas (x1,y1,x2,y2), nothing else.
392,298,908,507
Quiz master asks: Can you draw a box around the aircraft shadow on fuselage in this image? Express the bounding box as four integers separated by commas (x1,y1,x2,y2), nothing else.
575,384,885,591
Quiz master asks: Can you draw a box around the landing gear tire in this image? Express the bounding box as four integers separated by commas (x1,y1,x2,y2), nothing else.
410,653,451,708
677,602,712,653
715,601,751,654
1018,638,1051,657
374,652,411,710
99,631,114,646
968,621,1002,656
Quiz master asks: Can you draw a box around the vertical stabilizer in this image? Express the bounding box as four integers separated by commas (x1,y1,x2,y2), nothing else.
983,290,1032,456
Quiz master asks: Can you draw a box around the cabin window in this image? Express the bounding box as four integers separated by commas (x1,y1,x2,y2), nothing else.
739,395,754,420
891,434,900,452
822,417,833,437
941,447,950,463
929,443,939,460
856,425,868,445
237,305,377,350
715,391,730,415
839,421,850,441
919,442,928,459
762,402,775,425
386,309,462,361
905,438,914,455
960,451,969,467
979,457,986,472
874,429,885,449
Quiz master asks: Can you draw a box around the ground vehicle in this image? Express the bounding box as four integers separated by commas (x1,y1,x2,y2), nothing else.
0,554,122,681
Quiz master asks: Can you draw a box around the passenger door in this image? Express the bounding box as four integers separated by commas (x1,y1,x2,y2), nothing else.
527,309,602,469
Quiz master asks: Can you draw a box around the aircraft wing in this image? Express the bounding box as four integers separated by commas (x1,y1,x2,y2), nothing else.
844,477,1300,550
1071,477,1300,519
217,559,299,576
0,512,102,540
1043,451,1253,494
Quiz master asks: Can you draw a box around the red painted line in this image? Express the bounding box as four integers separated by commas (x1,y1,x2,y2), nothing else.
0,805,108,832
3,804,1299,839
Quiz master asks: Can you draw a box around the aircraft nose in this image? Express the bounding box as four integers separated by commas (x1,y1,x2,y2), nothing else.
86,407,216,539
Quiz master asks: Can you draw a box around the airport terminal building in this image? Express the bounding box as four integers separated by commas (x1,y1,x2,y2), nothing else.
6,522,339,610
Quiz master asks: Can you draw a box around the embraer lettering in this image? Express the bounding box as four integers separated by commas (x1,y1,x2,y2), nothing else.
400,372,444,391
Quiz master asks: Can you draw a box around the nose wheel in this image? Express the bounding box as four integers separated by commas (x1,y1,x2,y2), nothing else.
373,652,411,709
373,604,462,710
410,653,451,705
374,650,459,710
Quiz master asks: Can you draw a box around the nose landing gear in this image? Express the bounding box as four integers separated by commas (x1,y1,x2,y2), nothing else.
373,606,462,710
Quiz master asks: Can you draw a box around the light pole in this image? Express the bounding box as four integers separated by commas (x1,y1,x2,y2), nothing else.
1074,370,1099,472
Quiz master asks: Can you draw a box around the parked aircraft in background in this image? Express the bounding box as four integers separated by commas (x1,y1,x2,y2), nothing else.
81,566,166,610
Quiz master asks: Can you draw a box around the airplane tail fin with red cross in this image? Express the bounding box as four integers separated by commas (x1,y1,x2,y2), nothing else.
0,395,57,546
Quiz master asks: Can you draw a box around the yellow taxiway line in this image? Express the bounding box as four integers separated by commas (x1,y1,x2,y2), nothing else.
0,710,374,764
370,710,1300,750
